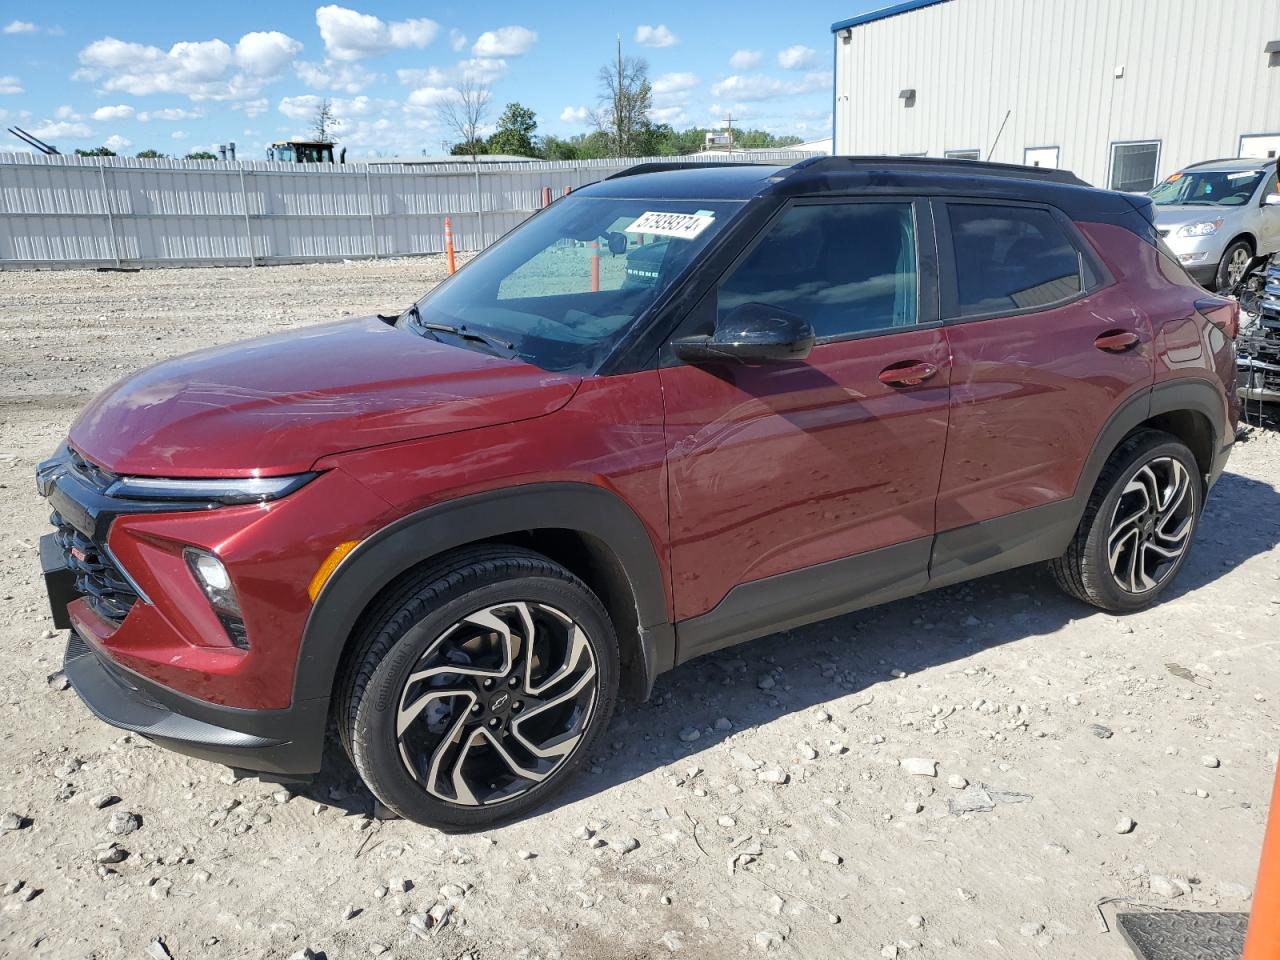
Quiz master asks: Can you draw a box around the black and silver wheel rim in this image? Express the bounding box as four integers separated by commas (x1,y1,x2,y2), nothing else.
1107,457,1194,594
395,601,597,807
1223,246,1250,288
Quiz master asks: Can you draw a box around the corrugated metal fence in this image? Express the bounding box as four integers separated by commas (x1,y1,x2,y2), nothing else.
0,152,815,270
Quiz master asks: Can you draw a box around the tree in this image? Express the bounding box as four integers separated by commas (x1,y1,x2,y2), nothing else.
449,139,488,157
590,38,652,157
487,102,538,157
74,146,117,157
437,78,492,162
135,149,167,159
312,98,340,143
185,150,217,160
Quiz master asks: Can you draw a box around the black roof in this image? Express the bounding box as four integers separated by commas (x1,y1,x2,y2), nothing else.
581,154,1146,223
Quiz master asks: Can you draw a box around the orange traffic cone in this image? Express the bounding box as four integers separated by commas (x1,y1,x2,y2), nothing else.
1244,761,1280,959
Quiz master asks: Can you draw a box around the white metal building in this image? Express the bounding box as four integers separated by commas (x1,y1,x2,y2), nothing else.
831,0,1280,190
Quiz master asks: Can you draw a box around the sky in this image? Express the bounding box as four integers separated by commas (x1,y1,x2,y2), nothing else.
0,1,881,159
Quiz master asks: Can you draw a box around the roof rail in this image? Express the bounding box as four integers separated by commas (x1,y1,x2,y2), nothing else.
605,160,776,180
1183,156,1270,169
785,154,1089,187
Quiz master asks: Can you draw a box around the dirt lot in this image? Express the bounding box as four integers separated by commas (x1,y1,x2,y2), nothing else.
1,259,1278,960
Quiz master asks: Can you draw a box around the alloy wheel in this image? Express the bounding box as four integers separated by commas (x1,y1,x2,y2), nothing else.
1225,246,1250,287
395,601,598,807
1106,457,1194,594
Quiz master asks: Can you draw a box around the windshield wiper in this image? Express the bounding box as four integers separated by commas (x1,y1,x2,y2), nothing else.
401,304,515,355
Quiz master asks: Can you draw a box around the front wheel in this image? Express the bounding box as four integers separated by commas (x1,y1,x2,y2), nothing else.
1049,430,1201,612
340,547,618,829
1215,238,1253,293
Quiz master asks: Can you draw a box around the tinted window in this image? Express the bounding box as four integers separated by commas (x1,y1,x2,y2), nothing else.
1110,141,1161,192
718,202,917,338
947,204,1083,316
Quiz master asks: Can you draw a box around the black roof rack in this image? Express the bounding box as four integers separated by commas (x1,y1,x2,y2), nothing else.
784,155,1089,187
605,160,776,180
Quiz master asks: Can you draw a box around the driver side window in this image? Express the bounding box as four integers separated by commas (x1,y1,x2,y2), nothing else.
717,201,918,339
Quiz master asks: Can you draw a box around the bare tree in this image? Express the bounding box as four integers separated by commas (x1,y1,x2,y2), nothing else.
312,98,340,143
438,78,493,161
590,36,652,157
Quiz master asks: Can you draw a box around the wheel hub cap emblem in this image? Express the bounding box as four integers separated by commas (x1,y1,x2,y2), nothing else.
489,691,510,712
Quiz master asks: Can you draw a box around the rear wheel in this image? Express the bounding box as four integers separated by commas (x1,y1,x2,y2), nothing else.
1049,430,1200,612
1215,238,1253,292
340,547,618,829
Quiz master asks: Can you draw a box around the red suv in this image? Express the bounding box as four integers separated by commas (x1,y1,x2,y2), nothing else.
38,157,1239,828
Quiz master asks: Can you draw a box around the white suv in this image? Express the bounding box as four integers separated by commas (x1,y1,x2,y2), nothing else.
1150,158,1280,291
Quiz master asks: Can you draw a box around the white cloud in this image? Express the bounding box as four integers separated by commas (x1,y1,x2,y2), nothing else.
231,99,269,118
652,72,698,97
777,44,816,70
710,71,830,101
295,59,378,94
407,86,456,109
235,31,303,76
138,107,204,121
277,93,395,122
449,28,467,52
471,26,536,57
635,24,678,48
397,66,450,87
93,104,135,121
75,36,272,101
55,105,82,120
729,49,762,71
29,120,91,140
315,5,438,61
649,105,686,124
103,134,132,152
3,20,36,34
171,130,189,140
559,105,589,124
457,57,508,82
0,75,23,95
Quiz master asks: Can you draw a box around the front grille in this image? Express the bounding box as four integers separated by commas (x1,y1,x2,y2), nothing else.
51,510,138,624
66,446,117,491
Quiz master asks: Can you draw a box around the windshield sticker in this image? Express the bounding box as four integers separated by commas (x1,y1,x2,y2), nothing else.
1228,171,1263,180
625,211,714,240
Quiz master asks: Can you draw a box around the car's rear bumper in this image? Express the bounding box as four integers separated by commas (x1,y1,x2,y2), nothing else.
62,630,327,778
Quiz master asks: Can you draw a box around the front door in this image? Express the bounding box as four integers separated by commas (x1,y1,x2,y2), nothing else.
659,198,952,655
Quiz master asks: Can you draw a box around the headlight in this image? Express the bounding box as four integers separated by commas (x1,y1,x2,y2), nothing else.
184,547,248,649
106,473,315,504
1176,218,1223,238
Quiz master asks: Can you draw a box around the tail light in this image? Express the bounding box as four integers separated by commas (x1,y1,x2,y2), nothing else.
1195,296,1239,340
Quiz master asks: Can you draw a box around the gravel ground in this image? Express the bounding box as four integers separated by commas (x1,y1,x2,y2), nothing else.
1,258,1278,960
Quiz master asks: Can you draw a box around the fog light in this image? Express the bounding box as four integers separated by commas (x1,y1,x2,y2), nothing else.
184,547,248,648
1178,252,1210,264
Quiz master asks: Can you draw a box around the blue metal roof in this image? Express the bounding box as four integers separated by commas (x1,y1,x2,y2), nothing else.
831,0,952,32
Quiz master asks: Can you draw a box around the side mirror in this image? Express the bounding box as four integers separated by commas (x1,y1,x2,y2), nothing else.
672,302,816,365
1265,193,1280,206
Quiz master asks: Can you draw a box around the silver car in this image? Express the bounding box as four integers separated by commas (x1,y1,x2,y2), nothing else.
1150,158,1280,290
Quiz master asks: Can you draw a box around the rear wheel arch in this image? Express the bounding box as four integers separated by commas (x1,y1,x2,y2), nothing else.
295,483,672,708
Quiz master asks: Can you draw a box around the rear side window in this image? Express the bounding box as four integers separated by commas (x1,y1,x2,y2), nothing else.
946,204,1085,316
718,201,918,339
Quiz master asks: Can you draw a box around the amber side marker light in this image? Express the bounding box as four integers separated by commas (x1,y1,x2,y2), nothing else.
308,540,360,602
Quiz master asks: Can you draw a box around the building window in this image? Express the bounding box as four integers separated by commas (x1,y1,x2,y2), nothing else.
945,149,981,160
1110,141,1161,192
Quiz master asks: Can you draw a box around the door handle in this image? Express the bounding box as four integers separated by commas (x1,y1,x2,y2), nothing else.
878,361,939,386
1094,330,1140,352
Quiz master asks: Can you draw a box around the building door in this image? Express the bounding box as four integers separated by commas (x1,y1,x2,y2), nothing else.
1024,146,1060,169
660,199,951,635
1240,134,1280,160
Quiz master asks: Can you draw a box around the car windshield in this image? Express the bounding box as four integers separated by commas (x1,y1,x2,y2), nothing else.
1149,168,1267,206
403,195,744,374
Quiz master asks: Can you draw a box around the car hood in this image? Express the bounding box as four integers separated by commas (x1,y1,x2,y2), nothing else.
1152,204,1242,229
68,316,581,477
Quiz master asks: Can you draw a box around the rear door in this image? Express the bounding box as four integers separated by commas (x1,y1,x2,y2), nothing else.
932,199,1154,578
659,197,951,647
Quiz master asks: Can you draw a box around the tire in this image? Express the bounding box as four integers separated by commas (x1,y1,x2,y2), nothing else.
1214,238,1253,293
1049,429,1201,612
339,546,619,829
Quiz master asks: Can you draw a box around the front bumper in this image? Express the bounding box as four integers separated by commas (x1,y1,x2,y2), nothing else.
1160,232,1224,287
62,629,327,777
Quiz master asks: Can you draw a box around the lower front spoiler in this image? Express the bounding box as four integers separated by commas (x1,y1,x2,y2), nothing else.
63,632,327,779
